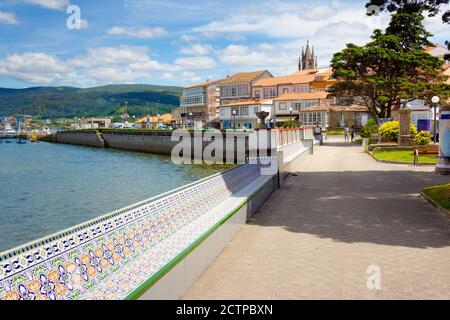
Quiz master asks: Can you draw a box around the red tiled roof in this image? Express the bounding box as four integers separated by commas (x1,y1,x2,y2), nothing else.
274,92,329,101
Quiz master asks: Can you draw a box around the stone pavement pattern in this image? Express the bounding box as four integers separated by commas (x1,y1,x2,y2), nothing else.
183,137,450,300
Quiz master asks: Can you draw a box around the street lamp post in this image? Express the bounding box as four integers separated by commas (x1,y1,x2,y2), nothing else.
189,112,193,129
432,96,440,144
232,110,237,132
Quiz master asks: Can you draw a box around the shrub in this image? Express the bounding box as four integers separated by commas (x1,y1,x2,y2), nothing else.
414,130,432,146
282,120,300,128
379,121,417,141
327,129,345,135
360,119,378,138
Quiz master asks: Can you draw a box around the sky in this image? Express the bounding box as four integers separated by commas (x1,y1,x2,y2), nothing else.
0,0,448,88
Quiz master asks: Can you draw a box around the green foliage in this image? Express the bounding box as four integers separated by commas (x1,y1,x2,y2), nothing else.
423,183,450,210
327,129,345,136
414,130,433,145
329,10,449,120
379,121,417,141
372,149,438,164
0,84,182,119
360,119,379,138
282,120,300,128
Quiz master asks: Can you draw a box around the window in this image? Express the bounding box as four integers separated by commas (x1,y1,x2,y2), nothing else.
293,85,309,93
301,112,328,125
315,76,324,81
181,87,206,106
220,84,250,98
263,87,277,99
240,107,249,116
279,103,287,110
292,102,302,110
220,109,225,116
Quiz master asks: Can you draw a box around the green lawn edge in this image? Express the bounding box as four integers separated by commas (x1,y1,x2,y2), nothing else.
422,184,450,211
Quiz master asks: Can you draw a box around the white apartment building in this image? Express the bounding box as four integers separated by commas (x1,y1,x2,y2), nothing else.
218,100,274,130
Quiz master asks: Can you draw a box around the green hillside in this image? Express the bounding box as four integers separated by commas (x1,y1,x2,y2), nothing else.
0,84,182,119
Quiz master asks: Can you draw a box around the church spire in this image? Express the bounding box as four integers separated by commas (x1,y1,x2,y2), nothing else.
299,41,318,71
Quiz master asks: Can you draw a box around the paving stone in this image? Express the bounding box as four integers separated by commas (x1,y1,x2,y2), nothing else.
182,137,450,300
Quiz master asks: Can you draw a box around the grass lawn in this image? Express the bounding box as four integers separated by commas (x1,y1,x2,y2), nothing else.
372,149,438,164
327,130,345,136
423,184,450,210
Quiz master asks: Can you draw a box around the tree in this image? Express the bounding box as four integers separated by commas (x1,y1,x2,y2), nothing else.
329,12,448,120
366,0,450,59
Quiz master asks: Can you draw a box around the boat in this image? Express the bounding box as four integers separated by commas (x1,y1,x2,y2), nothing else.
16,139,27,145
1,128,17,138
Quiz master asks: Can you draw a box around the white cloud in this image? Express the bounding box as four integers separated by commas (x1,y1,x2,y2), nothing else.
0,46,183,86
180,34,198,42
107,26,167,39
218,44,296,73
0,11,19,25
175,56,216,69
25,0,70,10
0,53,68,84
179,44,213,55
161,73,176,79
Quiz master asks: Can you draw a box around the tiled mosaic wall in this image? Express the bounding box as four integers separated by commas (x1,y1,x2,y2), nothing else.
0,164,268,300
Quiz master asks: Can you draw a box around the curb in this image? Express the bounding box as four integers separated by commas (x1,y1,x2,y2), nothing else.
420,192,450,216
365,151,437,167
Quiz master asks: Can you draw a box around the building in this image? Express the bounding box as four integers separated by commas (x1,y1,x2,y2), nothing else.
218,70,273,105
251,68,337,101
299,41,318,71
425,44,450,64
180,79,222,127
217,99,274,130
252,74,315,100
273,91,331,124
78,118,112,129
297,103,370,129
136,114,174,129
172,107,182,126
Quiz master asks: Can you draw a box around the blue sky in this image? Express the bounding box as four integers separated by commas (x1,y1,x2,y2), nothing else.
0,0,448,88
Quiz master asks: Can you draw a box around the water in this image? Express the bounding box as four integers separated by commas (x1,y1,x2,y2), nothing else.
0,141,229,252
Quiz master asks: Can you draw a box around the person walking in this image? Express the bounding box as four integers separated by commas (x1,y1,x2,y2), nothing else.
350,126,355,143
344,127,349,143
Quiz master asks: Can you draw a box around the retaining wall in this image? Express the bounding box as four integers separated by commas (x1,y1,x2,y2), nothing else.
0,130,316,300
0,163,278,300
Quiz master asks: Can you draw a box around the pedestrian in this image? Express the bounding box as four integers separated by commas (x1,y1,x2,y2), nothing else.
351,126,355,143
344,127,349,142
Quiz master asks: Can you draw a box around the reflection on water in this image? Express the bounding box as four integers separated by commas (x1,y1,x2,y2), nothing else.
0,142,230,252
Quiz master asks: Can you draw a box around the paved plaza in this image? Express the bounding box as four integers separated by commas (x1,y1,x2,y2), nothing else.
183,137,450,300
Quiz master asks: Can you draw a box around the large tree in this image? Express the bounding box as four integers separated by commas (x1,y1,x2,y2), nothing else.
329,11,449,120
366,0,450,58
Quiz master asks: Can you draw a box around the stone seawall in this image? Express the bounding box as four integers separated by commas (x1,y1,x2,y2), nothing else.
46,130,250,159
51,131,105,148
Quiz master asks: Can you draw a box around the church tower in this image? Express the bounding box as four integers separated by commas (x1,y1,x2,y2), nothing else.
299,41,318,71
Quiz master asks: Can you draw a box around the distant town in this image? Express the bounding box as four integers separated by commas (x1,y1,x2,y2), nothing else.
1,42,449,141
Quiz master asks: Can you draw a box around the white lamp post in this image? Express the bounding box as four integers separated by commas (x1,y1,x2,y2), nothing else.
431,96,440,143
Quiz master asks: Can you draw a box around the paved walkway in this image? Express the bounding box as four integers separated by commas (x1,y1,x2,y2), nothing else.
183,137,450,300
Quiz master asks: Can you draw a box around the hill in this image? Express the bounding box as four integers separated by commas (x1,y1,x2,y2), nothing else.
0,84,182,119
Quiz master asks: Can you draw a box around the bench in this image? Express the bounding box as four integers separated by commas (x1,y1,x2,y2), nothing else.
0,164,275,300
415,145,439,155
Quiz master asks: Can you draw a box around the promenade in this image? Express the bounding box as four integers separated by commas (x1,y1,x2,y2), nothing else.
183,137,450,300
